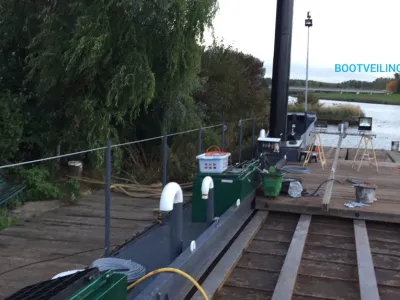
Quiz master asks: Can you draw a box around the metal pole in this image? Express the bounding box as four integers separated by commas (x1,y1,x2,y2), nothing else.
251,118,256,159
197,127,202,155
104,140,112,257
171,202,183,262
162,133,168,188
305,26,310,112
207,188,215,224
269,0,295,139
238,120,243,163
221,121,225,151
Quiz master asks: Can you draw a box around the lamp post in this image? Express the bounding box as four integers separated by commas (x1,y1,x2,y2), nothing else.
304,12,313,112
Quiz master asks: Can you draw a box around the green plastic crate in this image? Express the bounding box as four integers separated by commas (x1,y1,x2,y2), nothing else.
262,172,283,197
69,270,127,300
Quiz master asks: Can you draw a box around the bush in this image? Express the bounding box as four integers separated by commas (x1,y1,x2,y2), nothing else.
288,102,365,122
316,104,365,120
19,166,63,201
0,209,16,230
64,178,81,204
297,92,320,106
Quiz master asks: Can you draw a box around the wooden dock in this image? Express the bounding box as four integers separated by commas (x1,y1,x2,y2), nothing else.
256,151,400,223
209,211,400,300
0,191,161,298
192,151,400,300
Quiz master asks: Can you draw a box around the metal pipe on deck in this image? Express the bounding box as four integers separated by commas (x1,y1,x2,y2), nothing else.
269,0,295,140
201,176,215,224
160,182,184,261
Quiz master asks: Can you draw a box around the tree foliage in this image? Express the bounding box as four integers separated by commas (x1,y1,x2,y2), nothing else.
194,44,270,124
0,0,218,166
387,80,397,94
288,77,393,90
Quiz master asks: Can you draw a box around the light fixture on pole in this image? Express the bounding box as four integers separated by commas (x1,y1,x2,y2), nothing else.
304,11,312,112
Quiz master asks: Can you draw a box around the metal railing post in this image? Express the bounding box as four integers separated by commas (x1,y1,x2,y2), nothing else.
197,127,202,155
238,120,243,163
162,133,168,188
104,140,112,257
221,121,225,151
252,118,256,159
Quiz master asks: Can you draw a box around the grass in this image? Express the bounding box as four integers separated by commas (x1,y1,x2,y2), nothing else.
289,102,365,124
0,208,17,230
314,92,400,105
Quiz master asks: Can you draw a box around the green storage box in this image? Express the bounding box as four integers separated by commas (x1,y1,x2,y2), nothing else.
262,172,283,197
192,160,260,223
69,271,127,300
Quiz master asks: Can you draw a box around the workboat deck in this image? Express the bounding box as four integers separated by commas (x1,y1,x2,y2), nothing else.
191,150,400,300
0,191,164,299
202,211,400,300
256,160,400,223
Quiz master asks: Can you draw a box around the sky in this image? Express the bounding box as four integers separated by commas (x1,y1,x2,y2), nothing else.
204,0,400,83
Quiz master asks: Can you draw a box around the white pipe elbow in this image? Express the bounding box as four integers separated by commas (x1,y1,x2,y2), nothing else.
159,182,183,212
201,176,214,199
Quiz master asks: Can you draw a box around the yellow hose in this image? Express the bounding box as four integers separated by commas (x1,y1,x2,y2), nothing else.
126,267,209,300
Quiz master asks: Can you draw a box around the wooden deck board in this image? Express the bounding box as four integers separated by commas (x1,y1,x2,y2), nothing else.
0,191,159,298
257,160,400,223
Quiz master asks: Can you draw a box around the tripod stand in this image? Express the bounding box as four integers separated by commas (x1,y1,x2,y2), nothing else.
302,132,326,169
352,134,379,173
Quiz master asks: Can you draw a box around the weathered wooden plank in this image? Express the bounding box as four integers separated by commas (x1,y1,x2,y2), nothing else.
257,159,400,223
191,211,269,300
0,190,158,298
257,197,400,224
322,134,343,212
353,220,380,300
271,214,311,300
294,274,360,300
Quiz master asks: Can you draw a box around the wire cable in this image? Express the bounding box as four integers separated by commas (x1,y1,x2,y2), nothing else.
91,257,146,283
302,178,342,197
0,246,110,277
127,267,209,300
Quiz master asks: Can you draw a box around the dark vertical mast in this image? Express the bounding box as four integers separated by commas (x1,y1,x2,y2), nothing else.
269,0,295,140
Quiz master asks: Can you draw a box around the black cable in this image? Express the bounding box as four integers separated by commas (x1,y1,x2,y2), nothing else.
302,178,342,197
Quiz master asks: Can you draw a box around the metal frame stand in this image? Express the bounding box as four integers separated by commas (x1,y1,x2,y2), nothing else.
352,134,379,173
303,133,326,169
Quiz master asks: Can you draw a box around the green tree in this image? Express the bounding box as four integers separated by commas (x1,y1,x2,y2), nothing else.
194,44,270,124
0,0,218,166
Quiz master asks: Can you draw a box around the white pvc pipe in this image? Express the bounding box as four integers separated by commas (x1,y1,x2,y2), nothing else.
201,176,214,199
159,182,183,211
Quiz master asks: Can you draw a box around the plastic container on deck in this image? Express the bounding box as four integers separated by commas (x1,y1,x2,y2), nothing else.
196,145,231,173
262,172,284,197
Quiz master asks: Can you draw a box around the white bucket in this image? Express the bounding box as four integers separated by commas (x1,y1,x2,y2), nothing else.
391,141,399,151
68,161,83,177
354,183,377,204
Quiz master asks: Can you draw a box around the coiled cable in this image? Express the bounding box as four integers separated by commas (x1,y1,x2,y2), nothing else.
90,258,146,283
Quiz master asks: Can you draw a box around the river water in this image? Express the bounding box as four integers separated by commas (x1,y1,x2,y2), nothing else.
316,100,400,150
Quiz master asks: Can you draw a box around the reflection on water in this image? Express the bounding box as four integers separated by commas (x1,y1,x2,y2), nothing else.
317,100,400,150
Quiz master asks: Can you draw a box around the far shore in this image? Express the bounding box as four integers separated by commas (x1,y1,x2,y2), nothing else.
312,92,400,105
